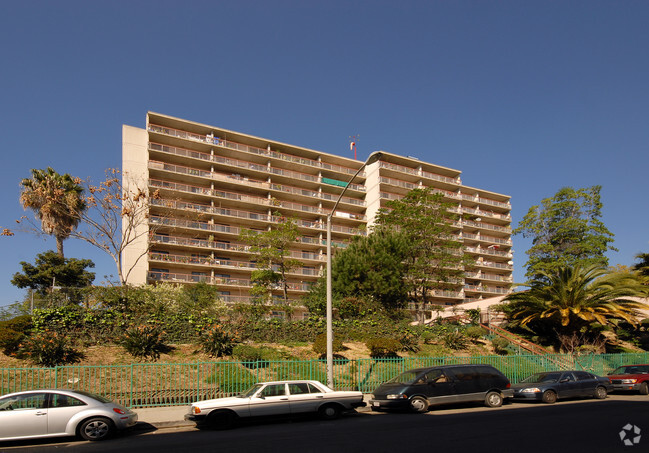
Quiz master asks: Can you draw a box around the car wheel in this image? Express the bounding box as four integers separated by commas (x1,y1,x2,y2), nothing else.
639,382,649,395
484,391,503,408
594,386,607,399
541,390,557,404
78,417,114,441
409,396,429,413
207,410,236,430
319,404,342,420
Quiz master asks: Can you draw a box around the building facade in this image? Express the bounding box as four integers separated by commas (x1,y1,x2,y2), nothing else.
122,112,513,318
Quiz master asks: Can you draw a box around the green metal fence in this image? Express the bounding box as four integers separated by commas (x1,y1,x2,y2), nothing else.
2,353,648,408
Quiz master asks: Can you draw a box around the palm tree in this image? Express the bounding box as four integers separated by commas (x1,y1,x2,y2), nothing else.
503,265,648,349
634,252,649,278
20,167,86,258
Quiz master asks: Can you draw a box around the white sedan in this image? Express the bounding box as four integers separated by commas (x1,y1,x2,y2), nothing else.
185,380,365,429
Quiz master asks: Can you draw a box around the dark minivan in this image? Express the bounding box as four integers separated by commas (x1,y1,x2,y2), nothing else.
370,364,513,413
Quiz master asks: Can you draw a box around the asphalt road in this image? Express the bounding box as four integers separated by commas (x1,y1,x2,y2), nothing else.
1,395,647,453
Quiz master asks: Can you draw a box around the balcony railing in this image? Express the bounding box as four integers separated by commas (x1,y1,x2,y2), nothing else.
420,170,461,185
460,193,511,209
149,252,321,276
462,220,511,233
151,197,365,236
148,127,360,176
465,246,512,258
150,234,326,261
148,271,312,291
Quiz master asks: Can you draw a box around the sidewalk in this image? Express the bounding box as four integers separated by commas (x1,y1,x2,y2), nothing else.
134,394,373,429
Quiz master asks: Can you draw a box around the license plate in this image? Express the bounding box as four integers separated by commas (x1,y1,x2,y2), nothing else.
373,402,380,407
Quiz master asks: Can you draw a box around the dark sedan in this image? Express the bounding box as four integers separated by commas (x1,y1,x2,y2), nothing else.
511,370,612,404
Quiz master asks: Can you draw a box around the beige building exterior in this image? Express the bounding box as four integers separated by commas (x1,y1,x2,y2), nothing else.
122,112,513,318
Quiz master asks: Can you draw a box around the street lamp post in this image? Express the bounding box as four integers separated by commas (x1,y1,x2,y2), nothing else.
326,151,382,388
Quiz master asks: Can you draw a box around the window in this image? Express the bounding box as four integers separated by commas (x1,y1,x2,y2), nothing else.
0,393,47,411
574,372,594,381
452,367,476,381
260,384,286,397
288,383,310,395
51,393,86,408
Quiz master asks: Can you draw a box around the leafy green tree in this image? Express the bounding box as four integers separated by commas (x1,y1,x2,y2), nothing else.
374,188,469,323
332,229,410,312
240,214,303,303
179,282,224,316
11,251,95,305
514,185,616,280
503,264,648,351
19,167,86,258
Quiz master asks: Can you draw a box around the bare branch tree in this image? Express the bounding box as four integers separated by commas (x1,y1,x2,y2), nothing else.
71,168,161,286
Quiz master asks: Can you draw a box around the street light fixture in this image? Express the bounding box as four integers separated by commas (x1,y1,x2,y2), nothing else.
326,151,382,388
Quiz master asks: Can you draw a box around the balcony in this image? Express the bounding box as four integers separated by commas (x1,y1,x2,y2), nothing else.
465,246,512,258
148,127,361,177
462,219,511,234
148,270,312,292
460,193,511,209
150,234,326,261
149,252,321,276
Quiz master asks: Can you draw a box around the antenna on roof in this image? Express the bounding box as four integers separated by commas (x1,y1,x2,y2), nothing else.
349,135,359,160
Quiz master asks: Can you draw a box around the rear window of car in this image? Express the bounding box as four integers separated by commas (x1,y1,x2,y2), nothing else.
71,390,111,403
288,383,324,395
574,372,594,381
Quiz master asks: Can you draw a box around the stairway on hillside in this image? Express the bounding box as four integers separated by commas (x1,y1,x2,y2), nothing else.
480,323,573,370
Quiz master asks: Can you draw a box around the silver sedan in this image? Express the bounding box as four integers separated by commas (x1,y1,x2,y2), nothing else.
0,389,138,442
185,380,365,429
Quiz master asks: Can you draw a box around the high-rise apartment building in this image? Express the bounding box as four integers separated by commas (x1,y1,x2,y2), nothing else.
122,112,513,318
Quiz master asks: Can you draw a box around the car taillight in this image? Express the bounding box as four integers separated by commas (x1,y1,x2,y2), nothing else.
113,408,126,415
506,383,511,388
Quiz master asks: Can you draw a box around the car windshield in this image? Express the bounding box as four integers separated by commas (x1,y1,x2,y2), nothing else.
610,365,649,375
520,372,562,384
238,384,263,398
387,371,421,385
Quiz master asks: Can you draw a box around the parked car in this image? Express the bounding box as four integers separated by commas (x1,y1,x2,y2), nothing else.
512,370,612,403
185,380,365,429
607,364,649,394
369,364,513,413
0,389,138,442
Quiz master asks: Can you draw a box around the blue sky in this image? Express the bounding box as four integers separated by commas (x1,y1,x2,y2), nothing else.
1,1,648,308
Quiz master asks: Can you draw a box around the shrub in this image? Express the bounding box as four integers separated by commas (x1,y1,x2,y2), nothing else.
396,329,420,353
365,337,402,358
18,330,84,367
205,365,256,395
121,325,169,361
465,326,488,341
312,333,343,356
491,337,510,355
232,344,281,367
5,315,33,333
0,327,24,355
199,324,239,358
0,315,32,354
442,330,469,350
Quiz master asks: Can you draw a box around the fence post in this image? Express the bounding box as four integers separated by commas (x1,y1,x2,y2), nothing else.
129,364,134,408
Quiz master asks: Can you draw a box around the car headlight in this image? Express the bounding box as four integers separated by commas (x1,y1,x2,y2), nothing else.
621,379,637,384
521,388,541,393
386,394,407,400
192,406,201,414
